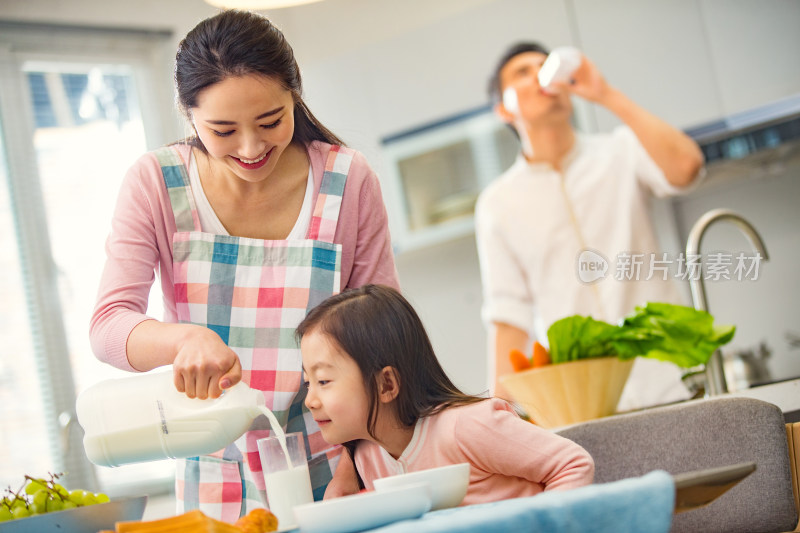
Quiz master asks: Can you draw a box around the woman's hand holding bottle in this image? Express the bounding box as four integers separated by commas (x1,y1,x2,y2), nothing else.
172,325,242,399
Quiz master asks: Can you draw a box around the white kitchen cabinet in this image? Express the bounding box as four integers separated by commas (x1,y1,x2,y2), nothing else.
381,108,519,252
700,0,800,117
571,0,723,131
569,0,800,131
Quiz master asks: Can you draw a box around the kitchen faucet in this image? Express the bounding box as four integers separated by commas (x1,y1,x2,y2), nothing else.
685,208,769,396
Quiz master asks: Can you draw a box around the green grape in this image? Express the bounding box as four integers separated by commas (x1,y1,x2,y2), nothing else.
11,506,31,519
10,498,27,511
2,471,111,519
46,496,64,513
32,489,48,508
24,479,47,496
45,496,63,512
68,489,86,506
52,483,69,499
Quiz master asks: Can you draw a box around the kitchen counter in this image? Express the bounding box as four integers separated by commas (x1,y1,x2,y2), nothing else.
726,378,800,423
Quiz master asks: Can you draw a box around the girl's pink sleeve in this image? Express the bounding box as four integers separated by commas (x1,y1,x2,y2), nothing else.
338,150,400,291
455,399,595,491
89,154,175,371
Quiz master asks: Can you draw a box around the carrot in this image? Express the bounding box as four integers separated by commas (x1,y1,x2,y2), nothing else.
532,341,551,368
509,348,532,372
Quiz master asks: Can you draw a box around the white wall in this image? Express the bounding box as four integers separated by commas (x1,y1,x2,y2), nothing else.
2,0,799,393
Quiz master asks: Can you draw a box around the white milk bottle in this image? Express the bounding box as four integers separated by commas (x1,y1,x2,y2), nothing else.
538,46,582,94
76,370,286,467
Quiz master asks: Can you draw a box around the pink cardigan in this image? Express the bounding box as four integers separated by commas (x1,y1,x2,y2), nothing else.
354,398,594,505
90,141,399,371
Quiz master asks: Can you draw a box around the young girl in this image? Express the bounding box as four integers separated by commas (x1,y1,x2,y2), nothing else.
297,284,594,505
90,10,398,521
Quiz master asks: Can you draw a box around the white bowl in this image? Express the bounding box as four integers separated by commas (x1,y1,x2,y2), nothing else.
373,463,470,511
292,482,431,533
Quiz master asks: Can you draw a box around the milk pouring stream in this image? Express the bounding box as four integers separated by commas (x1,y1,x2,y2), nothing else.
76,370,289,467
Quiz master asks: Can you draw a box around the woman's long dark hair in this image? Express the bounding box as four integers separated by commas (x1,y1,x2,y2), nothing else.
296,285,486,481
174,9,343,149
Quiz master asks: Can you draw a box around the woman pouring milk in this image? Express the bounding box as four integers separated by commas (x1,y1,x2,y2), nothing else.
89,10,398,522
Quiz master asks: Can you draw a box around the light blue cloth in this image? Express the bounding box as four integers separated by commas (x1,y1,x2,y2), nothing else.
364,470,675,533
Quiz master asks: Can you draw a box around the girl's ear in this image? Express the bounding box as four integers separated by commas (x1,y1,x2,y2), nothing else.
377,366,401,404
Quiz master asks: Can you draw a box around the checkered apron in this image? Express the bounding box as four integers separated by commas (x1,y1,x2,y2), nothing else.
155,145,353,522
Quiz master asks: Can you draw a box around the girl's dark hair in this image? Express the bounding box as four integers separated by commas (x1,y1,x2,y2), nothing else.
174,9,343,150
296,285,485,468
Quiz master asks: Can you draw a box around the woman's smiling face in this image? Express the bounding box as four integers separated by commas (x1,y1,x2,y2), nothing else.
191,74,296,182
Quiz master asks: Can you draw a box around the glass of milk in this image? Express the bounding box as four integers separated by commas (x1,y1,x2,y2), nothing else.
257,432,314,529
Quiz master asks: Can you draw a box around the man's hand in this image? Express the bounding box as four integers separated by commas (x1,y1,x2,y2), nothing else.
490,322,530,400
555,53,704,187
561,55,612,104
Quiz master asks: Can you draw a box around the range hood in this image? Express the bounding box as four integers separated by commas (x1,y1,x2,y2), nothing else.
685,93,800,165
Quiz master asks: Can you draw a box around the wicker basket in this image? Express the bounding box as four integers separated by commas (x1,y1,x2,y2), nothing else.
499,356,634,428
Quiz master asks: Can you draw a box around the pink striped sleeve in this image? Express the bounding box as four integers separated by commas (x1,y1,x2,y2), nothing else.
89,148,182,371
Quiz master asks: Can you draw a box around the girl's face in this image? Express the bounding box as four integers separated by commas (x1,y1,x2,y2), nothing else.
190,74,296,183
301,330,372,445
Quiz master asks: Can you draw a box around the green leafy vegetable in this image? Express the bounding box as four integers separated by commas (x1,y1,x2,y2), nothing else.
546,302,736,367
546,315,619,364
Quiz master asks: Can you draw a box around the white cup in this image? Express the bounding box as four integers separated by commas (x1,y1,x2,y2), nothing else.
257,432,314,529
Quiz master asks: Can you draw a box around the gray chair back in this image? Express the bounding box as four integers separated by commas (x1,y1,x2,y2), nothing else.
557,396,798,533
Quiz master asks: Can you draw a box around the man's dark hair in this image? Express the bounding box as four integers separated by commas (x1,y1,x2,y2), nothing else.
487,42,550,105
